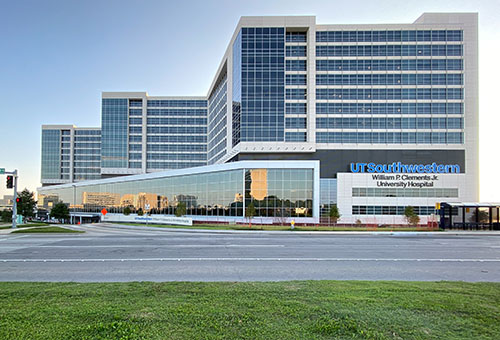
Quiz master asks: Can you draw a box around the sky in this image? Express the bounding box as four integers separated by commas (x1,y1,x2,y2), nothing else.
0,0,499,201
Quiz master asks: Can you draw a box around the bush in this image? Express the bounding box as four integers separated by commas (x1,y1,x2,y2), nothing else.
1,210,12,223
123,207,131,216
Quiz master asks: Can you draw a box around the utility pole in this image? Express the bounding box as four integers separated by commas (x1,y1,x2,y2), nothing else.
12,170,18,228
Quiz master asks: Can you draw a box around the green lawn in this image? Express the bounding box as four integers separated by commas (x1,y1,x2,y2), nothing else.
11,226,83,233
1,222,50,229
120,222,440,232
0,281,498,339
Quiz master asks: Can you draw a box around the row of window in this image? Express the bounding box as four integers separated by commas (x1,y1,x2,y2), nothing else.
73,161,100,167
147,118,207,126
129,109,142,116
129,99,142,107
147,144,207,152
74,143,102,149
316,59,462,71
285,132,307,142
146,153,206,161
147,100,207,107
74,136,101,142
286,88,307,100
316,44,462,57
286,59,307,71
74,155,100,161
316,132,463,144
352,187,458,198
316,30,462,43
316,88,463,100
286,31,307,42
286,103,307,114
286,45,307,57
286,118,307,129
286,74,307,85
352,205,437,215
146,127,207,134
317,117,463,130
73,168,101,174
147,161,207,169
129,118,142,125
129,153,142,160
73,149,100,155
147,109,207,117
316,102,463,115
147,136,207,143
317,74,463,86
74,130,100,136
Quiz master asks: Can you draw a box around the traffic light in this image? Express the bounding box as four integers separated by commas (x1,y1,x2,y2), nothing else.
6,176,13,189
16,197,22,205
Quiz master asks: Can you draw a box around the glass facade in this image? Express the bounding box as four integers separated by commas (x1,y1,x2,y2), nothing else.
73,129,101,181
147,99,208,170
238,27,285,142
101,98,128,168
208,74,228,164
320,178,337,216
41,129,61,180
315,27,464,147
38,165,315,219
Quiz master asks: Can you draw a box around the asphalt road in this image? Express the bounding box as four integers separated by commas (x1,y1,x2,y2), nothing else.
0,224,499,282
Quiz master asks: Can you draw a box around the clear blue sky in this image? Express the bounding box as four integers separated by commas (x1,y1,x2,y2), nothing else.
1,0,499,201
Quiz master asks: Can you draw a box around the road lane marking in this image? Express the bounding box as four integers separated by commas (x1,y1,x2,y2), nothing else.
1,258,499,263
0,235,29,242
34,244,285,248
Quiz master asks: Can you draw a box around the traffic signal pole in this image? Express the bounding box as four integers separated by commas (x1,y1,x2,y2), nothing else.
12,170,18,228
2,168,18,228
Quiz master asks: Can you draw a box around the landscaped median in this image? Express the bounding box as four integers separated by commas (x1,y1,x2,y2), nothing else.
0,281,498,339
11,226,84,233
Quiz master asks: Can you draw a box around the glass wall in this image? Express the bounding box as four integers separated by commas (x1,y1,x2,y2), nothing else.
101,98,128,168
240,27,285,142
41,129,61,180
38,167,314,218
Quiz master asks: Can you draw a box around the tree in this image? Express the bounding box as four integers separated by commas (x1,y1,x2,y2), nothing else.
1,210,12,223
469,209,489,223
404,206,420,226
329,204,341,224
137,208,144,216
245,202,256,228
123,206,131,216
175,202,186,217
50,202,70,222
17,189,37,219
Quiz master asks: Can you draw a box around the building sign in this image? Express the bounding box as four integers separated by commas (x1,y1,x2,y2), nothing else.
350,162,460,174
102,213,192,226
372,174,440,188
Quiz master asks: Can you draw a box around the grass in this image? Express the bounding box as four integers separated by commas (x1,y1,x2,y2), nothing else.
119,222,441,232
17,222,50,228
11,226,84,233
0,281,498,339
0,222,49,229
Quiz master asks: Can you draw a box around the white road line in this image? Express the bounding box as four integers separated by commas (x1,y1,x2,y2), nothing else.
1,258,499,263
35,244,285,248
0,235,29,242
